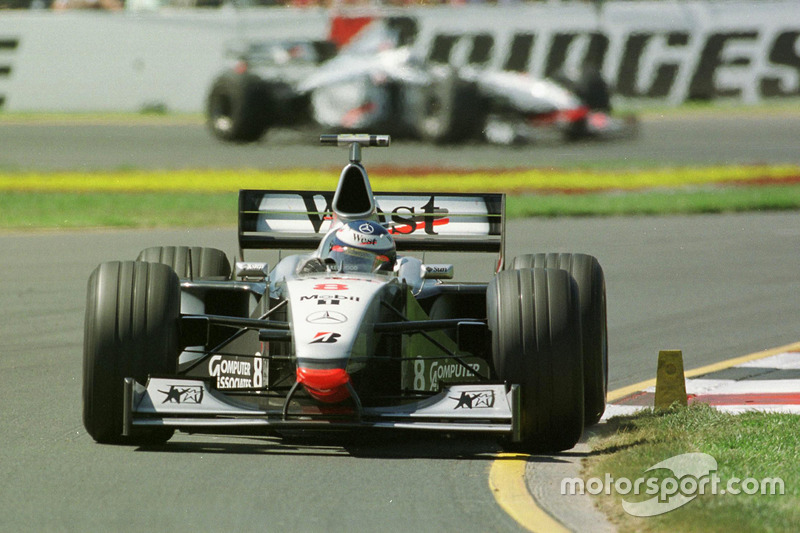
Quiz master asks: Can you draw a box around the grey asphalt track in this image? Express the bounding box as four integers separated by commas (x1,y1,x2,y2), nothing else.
1,112,799,171
3,214,800,532
1,116,800,532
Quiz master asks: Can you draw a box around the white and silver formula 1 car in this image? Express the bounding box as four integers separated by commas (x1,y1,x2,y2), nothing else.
206,16,636,146
82,134,608,452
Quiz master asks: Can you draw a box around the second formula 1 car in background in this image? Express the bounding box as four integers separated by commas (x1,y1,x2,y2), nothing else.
206,16,637,146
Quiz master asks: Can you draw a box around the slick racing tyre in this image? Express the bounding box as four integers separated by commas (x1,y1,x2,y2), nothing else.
554,66,612,141
412,66,483,144
487,268,584,452
82,261,181,444
509,254,608,426
552,67,611,113
573,67,611,112
136,246,231,280
206,73,270,143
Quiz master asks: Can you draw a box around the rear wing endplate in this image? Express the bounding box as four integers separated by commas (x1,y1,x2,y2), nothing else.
238,189,505,256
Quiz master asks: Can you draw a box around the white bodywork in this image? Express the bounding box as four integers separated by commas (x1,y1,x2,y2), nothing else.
284,274,393,363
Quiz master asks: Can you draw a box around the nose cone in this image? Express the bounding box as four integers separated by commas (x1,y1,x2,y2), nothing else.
296,367,351,403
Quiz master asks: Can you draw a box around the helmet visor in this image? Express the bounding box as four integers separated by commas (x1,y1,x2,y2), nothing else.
329,245,394,273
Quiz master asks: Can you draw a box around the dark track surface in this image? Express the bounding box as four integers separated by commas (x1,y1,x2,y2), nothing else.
1,112,799,171
1,115,799,532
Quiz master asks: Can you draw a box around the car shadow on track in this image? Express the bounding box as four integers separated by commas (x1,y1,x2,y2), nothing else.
133,430,511,461
132,430,595,464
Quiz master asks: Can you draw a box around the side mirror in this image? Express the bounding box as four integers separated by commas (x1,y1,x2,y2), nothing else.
235,261,269,281
422,264,453,280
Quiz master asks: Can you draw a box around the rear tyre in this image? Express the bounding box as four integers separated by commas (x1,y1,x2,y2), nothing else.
206,73,270,143
136,246,231,280
552,67,611,112
487,268,584,452
82,261,181,444
510,254,608,425
574,67,611,112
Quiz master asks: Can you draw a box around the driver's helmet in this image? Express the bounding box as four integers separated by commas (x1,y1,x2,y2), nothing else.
319,220,396,273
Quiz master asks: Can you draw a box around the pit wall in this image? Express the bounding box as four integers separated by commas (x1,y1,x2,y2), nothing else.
0,2,797,113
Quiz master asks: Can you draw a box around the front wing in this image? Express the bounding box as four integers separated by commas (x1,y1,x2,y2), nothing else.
123,377,521,441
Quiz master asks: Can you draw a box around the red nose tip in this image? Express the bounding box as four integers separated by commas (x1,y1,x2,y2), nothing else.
296,367,351,404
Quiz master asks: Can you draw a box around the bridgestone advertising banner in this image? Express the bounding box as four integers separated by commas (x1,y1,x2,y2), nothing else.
0,1,797,112
409,2,800,105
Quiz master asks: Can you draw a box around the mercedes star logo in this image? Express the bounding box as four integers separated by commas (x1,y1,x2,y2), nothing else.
306,310,348,324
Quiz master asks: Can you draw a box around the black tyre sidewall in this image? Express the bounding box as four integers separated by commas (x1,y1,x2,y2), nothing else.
510,253,608,425
206,73,269,143
566,255,608,426
412,68,483,144
575,67,611,112
488,268,584,452
82,261,180,444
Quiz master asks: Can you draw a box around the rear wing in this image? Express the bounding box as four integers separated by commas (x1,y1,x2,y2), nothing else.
238,189,505,256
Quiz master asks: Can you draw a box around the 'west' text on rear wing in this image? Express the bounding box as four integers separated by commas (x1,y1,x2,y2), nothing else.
238,189,505,257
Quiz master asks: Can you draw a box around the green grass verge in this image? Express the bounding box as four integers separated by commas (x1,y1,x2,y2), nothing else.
1,165,800,229
507,185,800,217
585,404,799,533
0,192,236,230
4,185,800,230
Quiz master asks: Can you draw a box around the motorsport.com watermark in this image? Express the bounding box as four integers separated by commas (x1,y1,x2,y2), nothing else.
561,453,785,517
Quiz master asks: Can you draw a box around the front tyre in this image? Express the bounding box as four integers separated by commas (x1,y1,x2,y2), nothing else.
488,268,584,452
206,73,270,143
509,254,608,425
82,261,181,444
